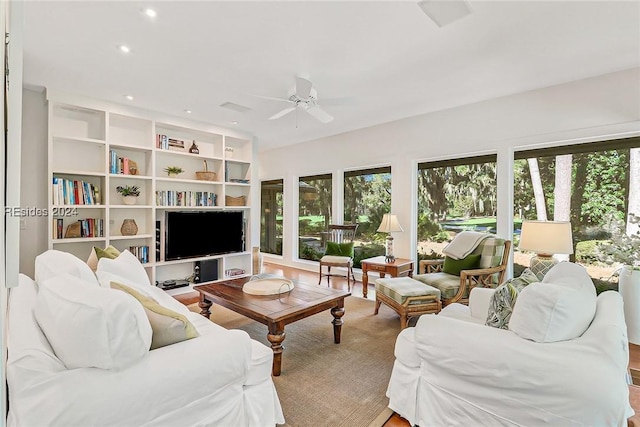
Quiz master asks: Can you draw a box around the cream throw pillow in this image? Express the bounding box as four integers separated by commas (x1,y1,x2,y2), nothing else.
509,262,597,343
87,245,121,271
35,249,100,286
35,273,152,370
111,281,199,350
96,249,150,288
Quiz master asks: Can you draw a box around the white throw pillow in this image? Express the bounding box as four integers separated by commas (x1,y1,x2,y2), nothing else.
34,273,152,370
35,249,99,286
509,262,597,343
95,249,150,289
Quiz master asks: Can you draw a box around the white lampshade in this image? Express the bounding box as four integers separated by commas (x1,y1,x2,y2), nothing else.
377,214,403,233
519,220,574,256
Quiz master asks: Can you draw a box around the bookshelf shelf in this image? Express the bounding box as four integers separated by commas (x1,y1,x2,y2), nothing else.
156,149,222,162
109,204,153,209
53,170,106,177
53,135,106,145
52,237,106,244
109,174,152,181
109,234,154,240
48,94,255,293
156,177,222,185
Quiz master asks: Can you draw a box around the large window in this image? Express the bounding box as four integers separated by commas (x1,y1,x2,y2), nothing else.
514,138,640,290
417,155,498,259
344,167,391,268
298,174,332,261
260,179,283,255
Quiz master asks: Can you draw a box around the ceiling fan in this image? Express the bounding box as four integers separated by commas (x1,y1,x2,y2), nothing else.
259,76,335,124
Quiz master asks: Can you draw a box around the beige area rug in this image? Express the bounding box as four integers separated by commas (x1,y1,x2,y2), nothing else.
189,296,400,427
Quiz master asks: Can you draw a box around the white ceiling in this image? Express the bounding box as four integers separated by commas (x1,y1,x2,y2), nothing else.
23,1,640,151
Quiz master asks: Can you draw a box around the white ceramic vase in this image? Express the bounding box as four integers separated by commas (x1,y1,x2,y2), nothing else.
122,195,137,205
619,266,640,344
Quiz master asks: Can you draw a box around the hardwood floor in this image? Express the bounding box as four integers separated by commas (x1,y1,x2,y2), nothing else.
174,265,639,427
174,261,374,306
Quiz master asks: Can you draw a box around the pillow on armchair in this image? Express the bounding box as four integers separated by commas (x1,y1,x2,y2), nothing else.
509,263,597,343
442,254,481,276
485,268,539,329
325,242,354,258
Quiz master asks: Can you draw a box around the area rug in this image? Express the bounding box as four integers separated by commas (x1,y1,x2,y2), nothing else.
189,296,400,427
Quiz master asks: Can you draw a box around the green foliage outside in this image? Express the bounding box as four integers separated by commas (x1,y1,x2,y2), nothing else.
416,148,638,270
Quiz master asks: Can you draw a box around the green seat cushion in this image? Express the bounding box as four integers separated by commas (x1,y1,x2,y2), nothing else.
376,277,440,305
442,254,481,276
325,241,354,257
413,272,462,300
485,268,539,329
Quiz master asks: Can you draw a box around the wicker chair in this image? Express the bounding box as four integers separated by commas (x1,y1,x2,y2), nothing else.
415,237,511,306
318,224,358,290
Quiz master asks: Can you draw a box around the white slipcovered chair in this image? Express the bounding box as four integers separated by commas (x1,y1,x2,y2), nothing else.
387,262,633,426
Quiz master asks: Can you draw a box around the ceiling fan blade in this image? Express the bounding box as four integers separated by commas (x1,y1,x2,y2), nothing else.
306,106,334,123
248,93,292,103
295,76,313,100
268,107,297,120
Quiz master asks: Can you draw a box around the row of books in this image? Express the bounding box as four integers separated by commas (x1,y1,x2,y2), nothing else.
156,134,186,151
109,150,138,175
55,218,104,239
155,191,217,207
129,245,150,264
52,177,101,205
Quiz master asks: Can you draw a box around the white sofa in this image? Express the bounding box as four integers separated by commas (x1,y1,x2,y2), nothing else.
7,250,285,426
387,262,633,426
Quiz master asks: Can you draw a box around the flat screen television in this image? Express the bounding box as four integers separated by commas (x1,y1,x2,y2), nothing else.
165,211,244,260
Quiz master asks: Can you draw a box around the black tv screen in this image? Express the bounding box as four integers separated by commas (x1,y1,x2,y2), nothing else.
165,211,244,260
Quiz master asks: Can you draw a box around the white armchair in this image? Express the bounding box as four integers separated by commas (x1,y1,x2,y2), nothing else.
387,263,633,426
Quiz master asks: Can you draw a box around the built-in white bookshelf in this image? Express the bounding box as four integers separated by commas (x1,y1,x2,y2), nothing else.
47,95,254,294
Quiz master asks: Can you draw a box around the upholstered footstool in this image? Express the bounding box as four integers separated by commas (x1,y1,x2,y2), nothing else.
374,277,442,329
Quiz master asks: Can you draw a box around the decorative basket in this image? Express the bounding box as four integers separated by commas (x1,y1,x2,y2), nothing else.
196,160,217,181
225,195,246,206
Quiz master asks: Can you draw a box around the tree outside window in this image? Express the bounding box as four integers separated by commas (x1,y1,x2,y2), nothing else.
260,179,283,255
417,155,498,260
298,174,332,261
344,167,391,268
514,138,640,292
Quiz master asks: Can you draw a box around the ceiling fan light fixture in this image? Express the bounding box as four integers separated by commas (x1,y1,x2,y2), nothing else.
417,0,472,27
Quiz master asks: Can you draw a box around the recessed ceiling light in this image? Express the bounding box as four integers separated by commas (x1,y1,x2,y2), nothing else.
119,45,131,54
143,8,157,18
184,109,192,114
231,121,239,125
124,95,134,101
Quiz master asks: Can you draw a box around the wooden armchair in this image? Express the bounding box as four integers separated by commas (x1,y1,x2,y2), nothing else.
415,238,511,306
318,224,358,290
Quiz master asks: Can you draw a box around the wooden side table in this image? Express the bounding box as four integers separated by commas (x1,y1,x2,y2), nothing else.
360,256,414,298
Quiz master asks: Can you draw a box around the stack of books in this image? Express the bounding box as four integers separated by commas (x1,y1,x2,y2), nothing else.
52,178,100,205
129,245,149,264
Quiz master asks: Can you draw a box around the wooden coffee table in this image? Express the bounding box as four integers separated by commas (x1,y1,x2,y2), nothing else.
194,277,350,376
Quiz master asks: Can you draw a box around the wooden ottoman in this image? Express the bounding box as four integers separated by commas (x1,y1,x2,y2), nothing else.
374,277,442,329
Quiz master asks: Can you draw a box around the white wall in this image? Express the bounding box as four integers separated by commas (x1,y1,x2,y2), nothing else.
259,68,640,272
19,89,48,278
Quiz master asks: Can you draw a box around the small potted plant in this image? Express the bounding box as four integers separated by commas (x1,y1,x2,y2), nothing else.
164,166,184,178
116,185,140,205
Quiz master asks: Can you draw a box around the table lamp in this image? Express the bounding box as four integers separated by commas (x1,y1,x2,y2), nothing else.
519,220,573,280
377,214,404,263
